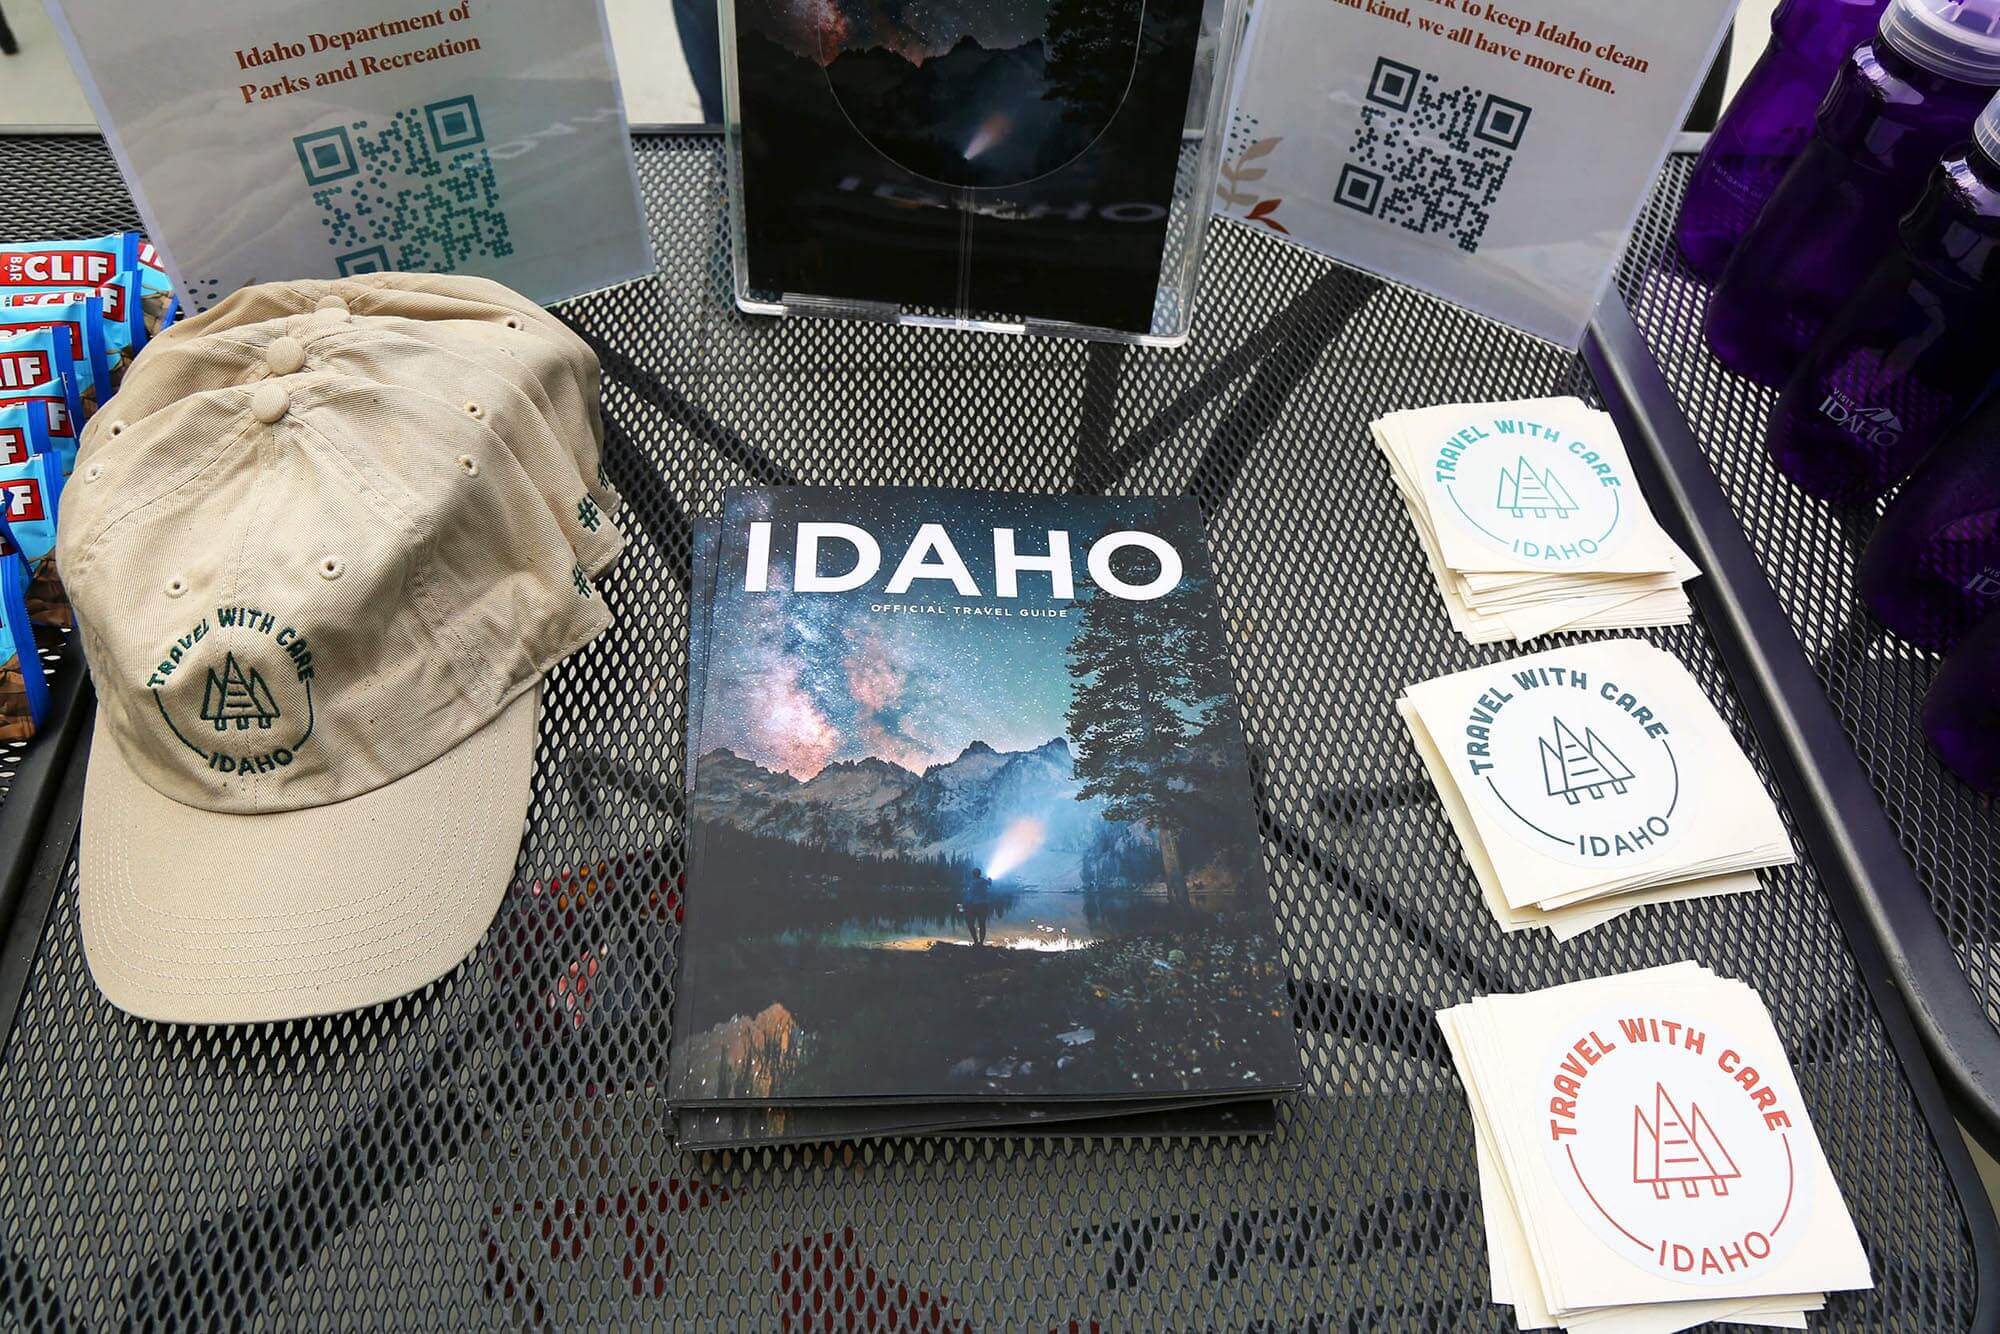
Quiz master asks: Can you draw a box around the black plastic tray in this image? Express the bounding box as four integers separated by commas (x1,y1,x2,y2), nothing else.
1611,153,2000,1158
0,135,101,1007
0,134,1991,1331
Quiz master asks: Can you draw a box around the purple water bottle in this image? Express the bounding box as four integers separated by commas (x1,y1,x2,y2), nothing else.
1704,0,2000,387
1766,92,2000,500
1677,0,1890,280
1857,383,2000,648
1923,603,2000,789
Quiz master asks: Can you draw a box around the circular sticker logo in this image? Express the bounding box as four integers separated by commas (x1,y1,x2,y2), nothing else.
144,607,317,780
1427,411,1631,567
1544,1007,1812,1286
1453,659,1681,868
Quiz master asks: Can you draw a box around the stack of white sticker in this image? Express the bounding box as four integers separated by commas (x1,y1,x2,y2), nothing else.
1439,963,1874,1332
1374,397,1700,643
1399,639,1795,938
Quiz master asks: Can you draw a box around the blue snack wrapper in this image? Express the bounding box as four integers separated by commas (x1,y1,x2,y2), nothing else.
0,518,49,739
0,452,59,569
2,271,146,361
0,445,66,628
0,233,136,292
132,235,173,299
0,297,111,404
0,232,170,336
0,399,54,469
0,330,85,471
0,386,81,476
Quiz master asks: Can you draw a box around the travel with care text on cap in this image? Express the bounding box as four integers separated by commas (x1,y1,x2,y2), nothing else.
60,273,621,1024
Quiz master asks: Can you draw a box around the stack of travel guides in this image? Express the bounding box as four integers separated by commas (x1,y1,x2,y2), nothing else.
670,488,1301,1148
1374,397,1699,643
1398,640,1795,938
1439,964,1873,1331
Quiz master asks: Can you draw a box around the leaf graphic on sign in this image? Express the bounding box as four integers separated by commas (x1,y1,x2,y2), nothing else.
1220,135,1287,231
1239,197,1288,234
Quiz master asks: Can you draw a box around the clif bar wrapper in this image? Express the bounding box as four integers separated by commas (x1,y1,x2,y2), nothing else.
0,233,173,334
0,398,53,468
0,326,78,403
0,298,110,407
0,234,135,290
133,236,171,295
0,448,66,628
133,238,179,332
0,329,85,471
0,522,49,741
0,387,81,475
0,231,168,299
2,271,146,362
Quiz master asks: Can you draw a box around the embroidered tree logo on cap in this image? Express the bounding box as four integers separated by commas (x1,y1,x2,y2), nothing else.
146,608,317,779
200,652,280,731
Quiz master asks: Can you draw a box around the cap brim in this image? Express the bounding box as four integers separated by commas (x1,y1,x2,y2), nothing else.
80,687,540,1024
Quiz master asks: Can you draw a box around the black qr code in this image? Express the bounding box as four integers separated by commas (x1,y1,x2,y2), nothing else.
1336,58,1531,254
292,94,514,276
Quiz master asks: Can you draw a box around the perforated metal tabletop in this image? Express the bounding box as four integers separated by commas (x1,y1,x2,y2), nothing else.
0,135,1992,1330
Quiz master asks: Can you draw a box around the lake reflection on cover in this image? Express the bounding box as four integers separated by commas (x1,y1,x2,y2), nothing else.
776,883,1235,952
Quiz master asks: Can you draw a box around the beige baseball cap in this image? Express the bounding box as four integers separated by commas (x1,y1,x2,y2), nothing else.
152,273,603,451
80,309,625,576
58,369,611,1023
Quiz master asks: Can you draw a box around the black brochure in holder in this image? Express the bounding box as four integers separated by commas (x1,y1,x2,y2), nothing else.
722,0,1245,343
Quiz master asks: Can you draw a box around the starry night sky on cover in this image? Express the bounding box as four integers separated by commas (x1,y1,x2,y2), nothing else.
701,489,1206,780
769,0,1053,63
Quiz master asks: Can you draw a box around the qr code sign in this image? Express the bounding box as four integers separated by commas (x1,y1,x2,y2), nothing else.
1337,57,1530,254
293,94,514,275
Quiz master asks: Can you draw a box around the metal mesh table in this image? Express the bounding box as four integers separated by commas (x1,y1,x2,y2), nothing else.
0,135,1992,1330
1613,155,2000,1155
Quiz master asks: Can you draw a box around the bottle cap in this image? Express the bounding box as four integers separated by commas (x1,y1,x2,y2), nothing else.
1880,0,2000,82
1980,89,2000,162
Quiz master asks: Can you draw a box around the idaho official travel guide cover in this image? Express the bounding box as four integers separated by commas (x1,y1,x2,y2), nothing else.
669,489,1299,1117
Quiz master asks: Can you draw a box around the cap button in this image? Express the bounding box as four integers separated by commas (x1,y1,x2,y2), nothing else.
251,382,291,424
314,295,350,317
265,336,306,375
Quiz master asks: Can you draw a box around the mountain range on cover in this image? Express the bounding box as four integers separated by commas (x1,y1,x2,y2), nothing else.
696,736,1153,891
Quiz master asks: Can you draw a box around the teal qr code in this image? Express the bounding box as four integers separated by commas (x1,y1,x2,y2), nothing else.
294,94,514,275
